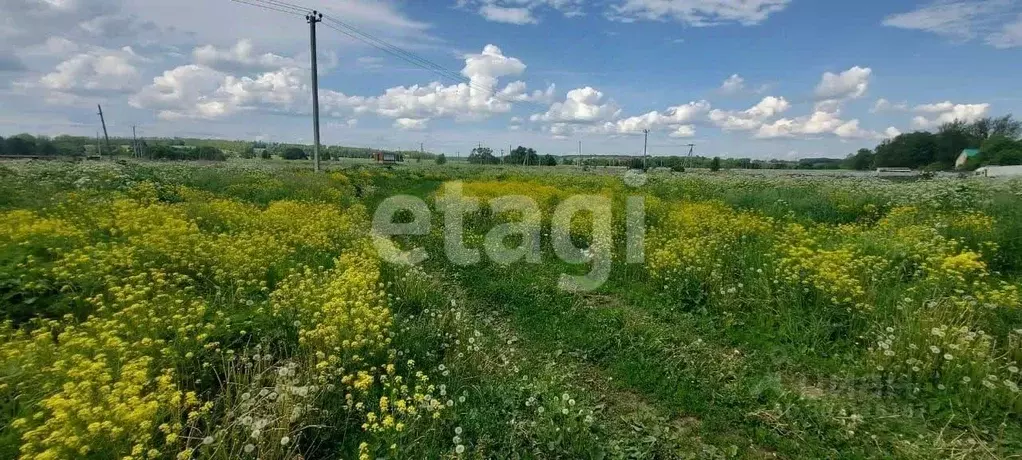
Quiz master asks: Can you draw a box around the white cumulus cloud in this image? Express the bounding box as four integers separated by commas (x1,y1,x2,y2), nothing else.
394,118,429,130
719,74,745,94
608,0,792,26
708,96,790,131
605,100,711,134
814,66,871,101
131,43,546,126
871,98,908,113
479,5,538,24
530,86,621,123
192,39,300,73
911,101,991,128
19,45,145,104
458,0,584,24
755,110,881,140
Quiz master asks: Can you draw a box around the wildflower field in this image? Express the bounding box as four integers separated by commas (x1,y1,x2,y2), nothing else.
2,160,1022,459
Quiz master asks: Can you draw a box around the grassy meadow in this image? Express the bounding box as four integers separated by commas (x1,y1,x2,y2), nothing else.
1,159,1021,459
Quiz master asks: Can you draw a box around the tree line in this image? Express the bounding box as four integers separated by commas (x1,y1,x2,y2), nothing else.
844,115,1022,171
1,134,89,157
0,133,443,163
467,146,558,166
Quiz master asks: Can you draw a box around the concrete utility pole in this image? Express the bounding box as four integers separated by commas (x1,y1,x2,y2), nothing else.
307,10,324,172
642,129,649,171
132,125,139,158
97,104,111,159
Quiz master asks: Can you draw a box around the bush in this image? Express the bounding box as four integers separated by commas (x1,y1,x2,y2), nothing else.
282,147,308,160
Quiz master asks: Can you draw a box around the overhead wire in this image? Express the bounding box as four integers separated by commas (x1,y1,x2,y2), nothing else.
255,0,472,85
231,0,304,17
230,0,544,108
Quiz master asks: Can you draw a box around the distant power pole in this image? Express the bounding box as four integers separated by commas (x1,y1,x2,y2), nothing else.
132,125,139,158
97,104,111,159
307,10,324,172
642,129,650,171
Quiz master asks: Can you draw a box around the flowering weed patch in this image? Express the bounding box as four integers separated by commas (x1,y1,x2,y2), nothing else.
3,161,1022,459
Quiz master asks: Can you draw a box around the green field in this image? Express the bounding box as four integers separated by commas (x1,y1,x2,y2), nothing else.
1,159,1021,459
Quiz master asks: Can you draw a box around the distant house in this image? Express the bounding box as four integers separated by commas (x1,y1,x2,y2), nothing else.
373,151,401,164
956,149,981,169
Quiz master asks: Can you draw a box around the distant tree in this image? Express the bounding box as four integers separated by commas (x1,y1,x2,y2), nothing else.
874,132,938,168
507,146,539,165
149,145,177,160
989,115,1022,139
5,134,36,156
282,147,308,160
934,120,980,168
467,146,497,164
240,145,256,159
37,138,58,156
979,135,1022,166
260,149,272,160
51,136,85,156
435,153,447,165
970,115,1022,140
843,148,876,170
864,115,1018,171
710,156,721,171
541,154,557,166
196,145,226,161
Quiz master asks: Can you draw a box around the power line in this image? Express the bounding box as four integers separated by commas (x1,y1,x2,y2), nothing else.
236,0,472,87
254,0,469,84
230,0,543,108
232,0,304,17
321,19,468,83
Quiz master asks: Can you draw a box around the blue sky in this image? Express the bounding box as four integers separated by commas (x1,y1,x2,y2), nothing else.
2,0,1021,159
